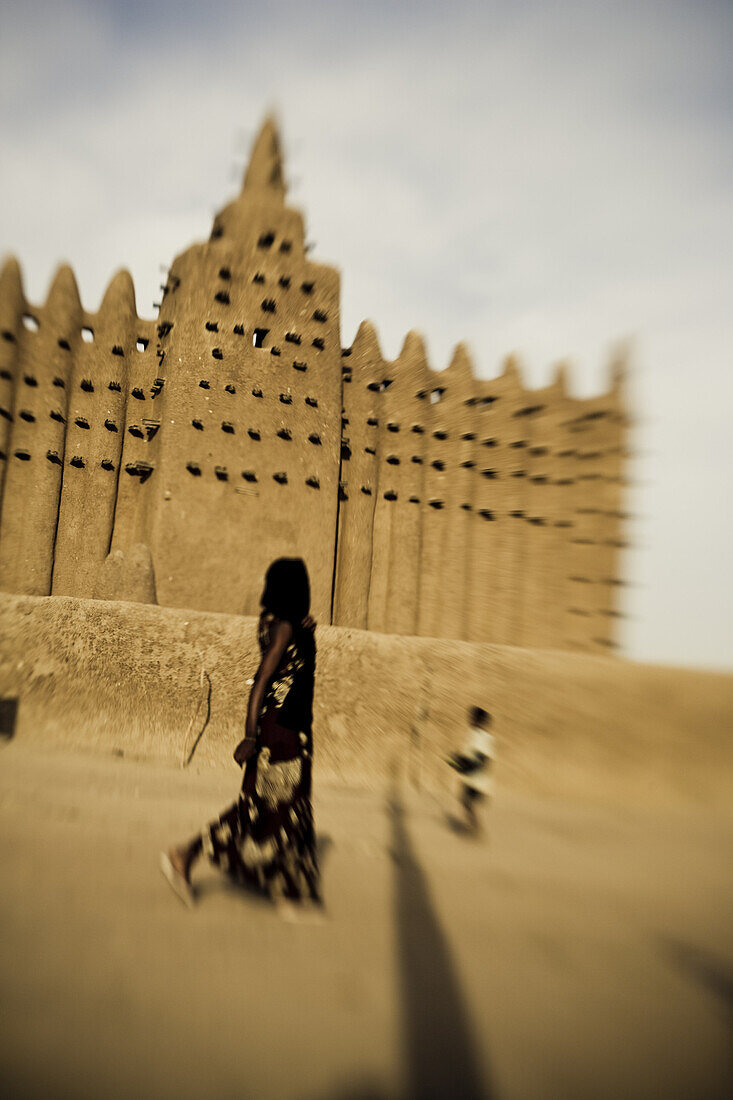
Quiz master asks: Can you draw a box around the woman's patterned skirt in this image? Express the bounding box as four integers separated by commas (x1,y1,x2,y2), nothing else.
201,706,320,902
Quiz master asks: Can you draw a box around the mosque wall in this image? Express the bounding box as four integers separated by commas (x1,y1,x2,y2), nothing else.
0,117,628,650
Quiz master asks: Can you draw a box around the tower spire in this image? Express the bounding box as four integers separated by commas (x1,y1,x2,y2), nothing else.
241,114,286,201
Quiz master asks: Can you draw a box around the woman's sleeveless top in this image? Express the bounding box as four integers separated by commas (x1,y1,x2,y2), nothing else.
257,612,316,732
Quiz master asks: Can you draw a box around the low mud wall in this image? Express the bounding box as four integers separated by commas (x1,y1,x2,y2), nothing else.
1,594,731,808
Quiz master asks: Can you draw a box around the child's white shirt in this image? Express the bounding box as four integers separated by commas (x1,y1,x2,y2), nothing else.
461,725,495,796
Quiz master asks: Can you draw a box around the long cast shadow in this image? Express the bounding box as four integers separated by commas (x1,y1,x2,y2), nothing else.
388,792,492,1099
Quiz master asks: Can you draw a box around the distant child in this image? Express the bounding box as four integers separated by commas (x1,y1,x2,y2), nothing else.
446,707,495,835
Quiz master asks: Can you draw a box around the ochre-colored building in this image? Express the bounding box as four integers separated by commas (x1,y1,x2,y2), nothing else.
0,117,628,652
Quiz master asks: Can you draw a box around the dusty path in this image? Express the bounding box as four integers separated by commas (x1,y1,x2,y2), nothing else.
0,742,731,1099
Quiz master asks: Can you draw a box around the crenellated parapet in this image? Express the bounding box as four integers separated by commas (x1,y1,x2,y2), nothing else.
0,115,629,650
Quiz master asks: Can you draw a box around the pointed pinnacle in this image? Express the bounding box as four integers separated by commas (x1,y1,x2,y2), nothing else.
100,268,137,318
241,114,286,200
351,319,383,361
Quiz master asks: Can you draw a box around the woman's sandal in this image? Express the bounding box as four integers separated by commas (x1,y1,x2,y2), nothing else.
160,852,195,909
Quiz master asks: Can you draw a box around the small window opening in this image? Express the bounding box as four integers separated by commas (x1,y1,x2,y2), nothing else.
284,332,301,345
23,314,39,332
80,379,94,393
225,383,236,395
128,425,144,439
210,224,224,241
460,460,475,469
2,330,16,343
429,499,444,510
215,466,228,481
386,455,400,465
305,396,318,408
384,490,397,502
0,369,11,381
308,433,322,446
252,388,263,399
187,462,201,476
0,407,12,421
50,410,65,423
483,469,498,479
341,347,352,357
411,456,423,464
434,430,448,441
199,380,210,390
221,421,234,434
70,455,85,468
218,267,231,281
432,460,445,471
242,471,258,483
277,428,292,441
312,309,327,323
248,429,261,441
270,346,281,357
292,361,307,372
341,442,352,461
46,450,62,466
258,232,275,249
273,471,288,484
411,424,424,434
19,410,35,423
461,503,472,511
312,337,324,350
367,417,378,427
132,387,145,400
112,345,124,357
278,276,291,289
480,510,496,521
361,486,372,496
136,337,148,352
58,338,71,351
23,374,37,387
104,419,118,433
212,348,223,360
253,273,265,284
157,322,173,338
108,381,121,392
306,476,320,489
279,393,292,405
261,299,276,314
81,326,93,343
233,324,245,336
101,459,114,471
279,240,292,253
214,290,230,305
387,422,399,433
301,281,314,294
409,496,421,504
150,378,164,397
365,446,376,455
192,419,204,431
206,321,219,332
75,416,90,430
253,328,269,348
339,483,348,501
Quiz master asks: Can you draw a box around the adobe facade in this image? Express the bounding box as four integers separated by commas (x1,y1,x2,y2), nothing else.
0,117,628,652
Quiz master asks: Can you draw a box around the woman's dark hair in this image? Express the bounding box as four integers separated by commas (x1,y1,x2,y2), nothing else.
260,557,311,625
471,706,491,727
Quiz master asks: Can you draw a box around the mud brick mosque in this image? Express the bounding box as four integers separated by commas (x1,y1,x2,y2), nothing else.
0,117,628,652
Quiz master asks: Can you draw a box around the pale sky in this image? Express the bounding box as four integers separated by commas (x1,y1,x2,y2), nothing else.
1,0,731,669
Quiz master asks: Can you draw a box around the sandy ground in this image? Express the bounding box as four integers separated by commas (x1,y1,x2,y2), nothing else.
0,741,731,1100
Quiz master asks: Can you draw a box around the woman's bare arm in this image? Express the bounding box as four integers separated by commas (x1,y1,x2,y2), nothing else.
244,619,293,740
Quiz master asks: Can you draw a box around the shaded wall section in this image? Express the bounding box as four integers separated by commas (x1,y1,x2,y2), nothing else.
1,593,731,809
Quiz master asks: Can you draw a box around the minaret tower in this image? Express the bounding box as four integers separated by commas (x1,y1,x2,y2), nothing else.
113,116,342,619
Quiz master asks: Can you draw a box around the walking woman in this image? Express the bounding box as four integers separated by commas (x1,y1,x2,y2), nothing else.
162,557,321,907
